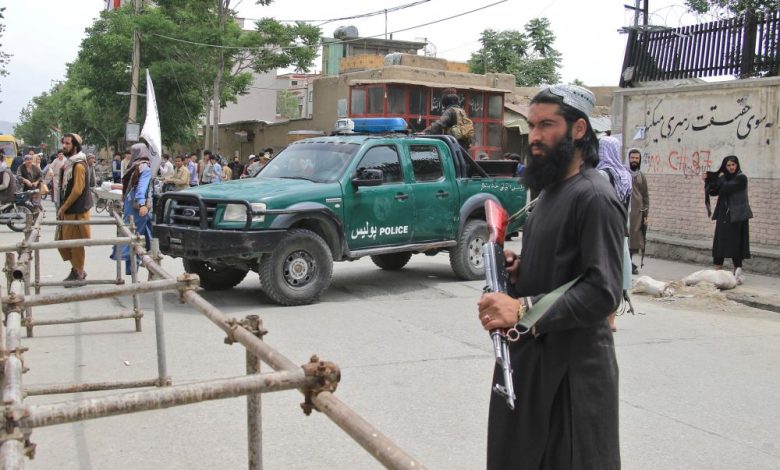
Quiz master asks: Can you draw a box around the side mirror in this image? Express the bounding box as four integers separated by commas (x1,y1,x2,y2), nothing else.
352,168,383,187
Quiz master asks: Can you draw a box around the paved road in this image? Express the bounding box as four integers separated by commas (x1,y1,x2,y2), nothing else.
4,205,778,469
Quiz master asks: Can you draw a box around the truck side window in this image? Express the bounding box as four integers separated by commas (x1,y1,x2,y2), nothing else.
409,145,443,182
356,146,402,183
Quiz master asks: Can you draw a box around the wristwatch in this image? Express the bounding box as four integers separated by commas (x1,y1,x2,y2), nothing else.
516,298,528,322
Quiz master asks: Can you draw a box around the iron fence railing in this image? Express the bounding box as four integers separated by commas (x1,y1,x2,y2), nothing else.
621,10,779,85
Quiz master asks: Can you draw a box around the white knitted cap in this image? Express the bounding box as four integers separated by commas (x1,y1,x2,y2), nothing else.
546,84,596,118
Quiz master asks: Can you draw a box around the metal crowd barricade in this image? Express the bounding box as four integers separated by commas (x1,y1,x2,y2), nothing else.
0,210,425,470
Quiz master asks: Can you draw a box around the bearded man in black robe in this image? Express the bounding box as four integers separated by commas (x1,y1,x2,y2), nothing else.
478,84,625,470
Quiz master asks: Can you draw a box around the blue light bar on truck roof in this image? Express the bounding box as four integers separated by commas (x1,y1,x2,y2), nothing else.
336,118,408,134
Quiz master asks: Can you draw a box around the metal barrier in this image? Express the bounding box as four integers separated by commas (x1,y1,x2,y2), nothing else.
0,209,426,469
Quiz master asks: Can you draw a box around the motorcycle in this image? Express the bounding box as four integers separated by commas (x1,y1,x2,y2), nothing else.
0,190,42,232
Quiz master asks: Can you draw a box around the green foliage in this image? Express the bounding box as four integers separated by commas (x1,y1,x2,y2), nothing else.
276,90,300,119
686,0,778,15
467,18,562,86
15,0,321,150
569,78,586,86
0,7,12,98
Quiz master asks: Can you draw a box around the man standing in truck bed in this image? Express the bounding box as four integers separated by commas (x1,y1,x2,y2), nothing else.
423,88,474,150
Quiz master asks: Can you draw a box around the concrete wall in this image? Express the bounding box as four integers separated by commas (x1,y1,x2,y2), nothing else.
219,71,279,124
616,77,780,273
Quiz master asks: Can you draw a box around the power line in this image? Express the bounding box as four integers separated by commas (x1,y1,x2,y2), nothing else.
253,0,431,25
149,0,508,51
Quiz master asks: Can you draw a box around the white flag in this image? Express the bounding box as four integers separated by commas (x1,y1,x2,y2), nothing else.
140,69,162,176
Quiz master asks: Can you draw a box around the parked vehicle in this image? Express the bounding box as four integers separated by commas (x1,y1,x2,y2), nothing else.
154,118,528,306
1,190,41,232
0,135,19,167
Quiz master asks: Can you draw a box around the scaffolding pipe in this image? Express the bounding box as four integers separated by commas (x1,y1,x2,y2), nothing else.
128,216,142,332
21,370,315,429
39,219,117,226
1,278,178,309
112,213,426,470
25,311,142,327
149,239,168,385
25,378,163,397
0,237,134,254
244,315,265,470
1,278,27,467
35,278,127,288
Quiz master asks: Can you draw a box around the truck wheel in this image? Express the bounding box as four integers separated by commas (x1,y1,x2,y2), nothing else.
183,259,248,290
370,252,413,270
259,229,333,306
449,219,488,280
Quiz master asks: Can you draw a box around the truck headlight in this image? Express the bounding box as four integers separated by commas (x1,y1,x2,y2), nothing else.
223,203,266,222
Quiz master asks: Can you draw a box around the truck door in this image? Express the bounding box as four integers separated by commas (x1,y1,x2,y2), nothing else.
344,144,413,250
409,143,457,242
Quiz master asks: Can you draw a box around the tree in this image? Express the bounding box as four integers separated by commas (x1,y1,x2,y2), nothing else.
468,18,562,86
170,0,320,151
14,0,321,152
0,7,12,100
686,0,778,15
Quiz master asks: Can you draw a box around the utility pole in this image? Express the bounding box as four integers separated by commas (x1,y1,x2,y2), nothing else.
623,0,649,31
127,0,142,140
633,0,640,28
128,0,141,123
384,9,388,39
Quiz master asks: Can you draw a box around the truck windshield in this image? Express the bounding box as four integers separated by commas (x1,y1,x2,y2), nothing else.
259,142,360,183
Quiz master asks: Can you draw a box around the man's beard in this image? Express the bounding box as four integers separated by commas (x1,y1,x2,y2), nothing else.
64,147,75,157
629,162,640,171
521,133,576,192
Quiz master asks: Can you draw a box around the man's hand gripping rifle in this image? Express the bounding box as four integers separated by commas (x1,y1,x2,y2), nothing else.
482,199,515,410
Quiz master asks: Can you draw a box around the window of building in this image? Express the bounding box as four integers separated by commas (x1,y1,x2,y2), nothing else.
356,145,402,183
409,145,443,182
487,94,503,120
486,122,503,147
351,88,366,115
291,80,298,86
349,84,504,160
468,92,484,119
409,87,427,116
387,86,406,115
367,87,385,114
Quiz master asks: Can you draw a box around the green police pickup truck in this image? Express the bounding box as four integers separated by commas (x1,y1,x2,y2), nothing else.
154,122,526,306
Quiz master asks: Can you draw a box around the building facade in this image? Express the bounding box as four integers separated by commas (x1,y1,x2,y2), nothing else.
614,77,780,274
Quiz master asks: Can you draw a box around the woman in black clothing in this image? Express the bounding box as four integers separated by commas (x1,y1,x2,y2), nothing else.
705,155,752,284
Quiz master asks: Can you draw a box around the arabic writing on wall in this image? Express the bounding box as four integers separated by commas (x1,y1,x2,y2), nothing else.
644,97,779,144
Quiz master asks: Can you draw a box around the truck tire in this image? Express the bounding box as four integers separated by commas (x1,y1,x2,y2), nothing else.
259,229,333,306
370,252,413,270
183,259,248,291
449,219,488,280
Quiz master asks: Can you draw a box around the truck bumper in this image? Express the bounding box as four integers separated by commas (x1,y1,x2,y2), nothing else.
154,224,287,259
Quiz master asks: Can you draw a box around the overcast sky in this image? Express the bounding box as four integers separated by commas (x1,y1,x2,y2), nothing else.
0,0,707,123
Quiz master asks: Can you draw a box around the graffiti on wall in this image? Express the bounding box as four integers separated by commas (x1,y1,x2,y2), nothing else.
644,97,779,145
642,148,715,178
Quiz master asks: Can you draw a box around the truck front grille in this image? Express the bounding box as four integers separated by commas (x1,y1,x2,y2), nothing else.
167,200,216,227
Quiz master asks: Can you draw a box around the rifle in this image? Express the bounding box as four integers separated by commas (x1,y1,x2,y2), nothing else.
640,218,648,269
482,199,515,410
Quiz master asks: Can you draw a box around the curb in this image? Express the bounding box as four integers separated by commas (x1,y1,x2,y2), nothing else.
725,293,780,314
